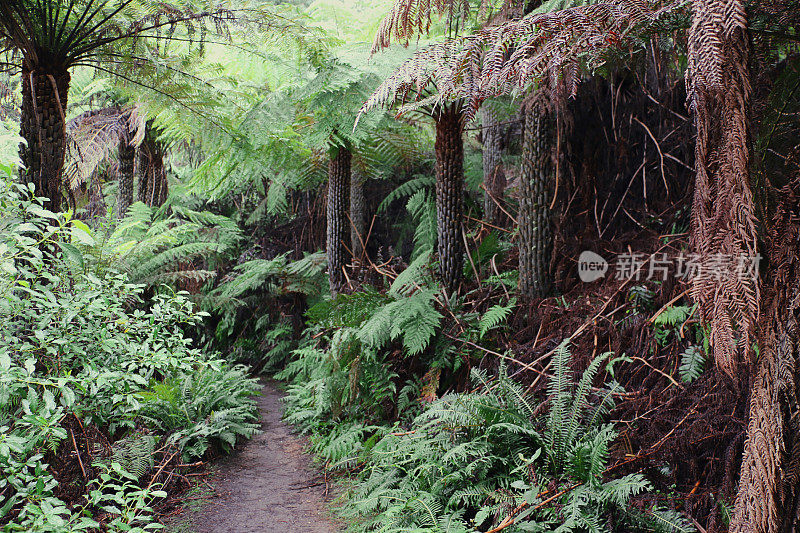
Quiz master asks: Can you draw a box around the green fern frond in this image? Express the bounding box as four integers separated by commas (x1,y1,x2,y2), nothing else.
378,174,435,213
653,304,695,328
679,345,706,383
479,298,516,338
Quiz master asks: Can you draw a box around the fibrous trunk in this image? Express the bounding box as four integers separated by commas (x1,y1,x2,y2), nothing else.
327,146,351,294
518,100,553,299
136,149,149,204
481,103,504,225
434,104,465,294
137,138,168,207
19,68,70,211
148,143,168,207
350,171,366,260
86,170,107,220
117,138,135,219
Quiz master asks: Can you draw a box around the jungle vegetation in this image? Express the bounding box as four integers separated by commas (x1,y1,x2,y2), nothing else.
2,0,800,531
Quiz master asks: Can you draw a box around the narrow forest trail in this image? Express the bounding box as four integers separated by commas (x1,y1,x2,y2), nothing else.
168,380,340,533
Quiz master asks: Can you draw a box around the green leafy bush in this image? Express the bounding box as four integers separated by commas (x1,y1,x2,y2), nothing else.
0,177,260,531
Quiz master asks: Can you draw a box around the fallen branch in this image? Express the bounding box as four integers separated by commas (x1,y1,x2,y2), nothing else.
70,428,87,480
146,450,179,491
485,481,584,533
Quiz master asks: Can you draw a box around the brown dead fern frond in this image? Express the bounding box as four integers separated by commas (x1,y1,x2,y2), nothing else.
473,0,687,98
731,179,800,533
686,0,759,381
373,0,471,52
372,0,523,53
364,0,685,124
64,105,146,191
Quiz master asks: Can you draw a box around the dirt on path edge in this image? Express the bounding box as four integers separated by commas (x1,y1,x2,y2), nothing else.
164,380,341,533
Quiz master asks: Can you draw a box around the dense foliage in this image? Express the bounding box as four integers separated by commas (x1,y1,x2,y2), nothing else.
1,0,799,531
0,177,259,530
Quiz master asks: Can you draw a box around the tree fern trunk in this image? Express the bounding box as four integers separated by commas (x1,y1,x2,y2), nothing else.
327,146,351,294
481,103,504,225
136,149,149,204
350,170,366,260
137,138,168,208
518,102,553,299
434,104,465,294
150,143,168,207
117,138,135,219
86,170,107,220
19,68,70,212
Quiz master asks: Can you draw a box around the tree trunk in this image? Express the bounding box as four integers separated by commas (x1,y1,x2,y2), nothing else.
350,171,366,260
149,142,168,207
19,68,70,211
434,104,465,294
481,103,504,225
117,138,135,219
137,138,168,208
86,170,107,220
136,148,149,204
518,101,553,299
327,146,351,294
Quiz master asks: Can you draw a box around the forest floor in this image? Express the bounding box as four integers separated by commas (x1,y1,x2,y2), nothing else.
164,380,340,533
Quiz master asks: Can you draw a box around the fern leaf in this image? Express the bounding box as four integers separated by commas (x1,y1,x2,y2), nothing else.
679,345,706,383
479,298,516,338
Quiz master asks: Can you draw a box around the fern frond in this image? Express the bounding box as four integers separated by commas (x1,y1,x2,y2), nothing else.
378,174,436,213
479,298,516,338
679,345,706,383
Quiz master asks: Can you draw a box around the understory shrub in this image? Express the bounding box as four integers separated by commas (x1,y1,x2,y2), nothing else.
0,178,260,531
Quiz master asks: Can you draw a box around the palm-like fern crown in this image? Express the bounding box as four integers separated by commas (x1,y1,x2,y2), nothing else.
364,0,688,121
361,0,510,119
63,104,146,189
0,0,237,73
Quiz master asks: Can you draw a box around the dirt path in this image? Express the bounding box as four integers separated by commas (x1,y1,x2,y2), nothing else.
169,380,340,533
